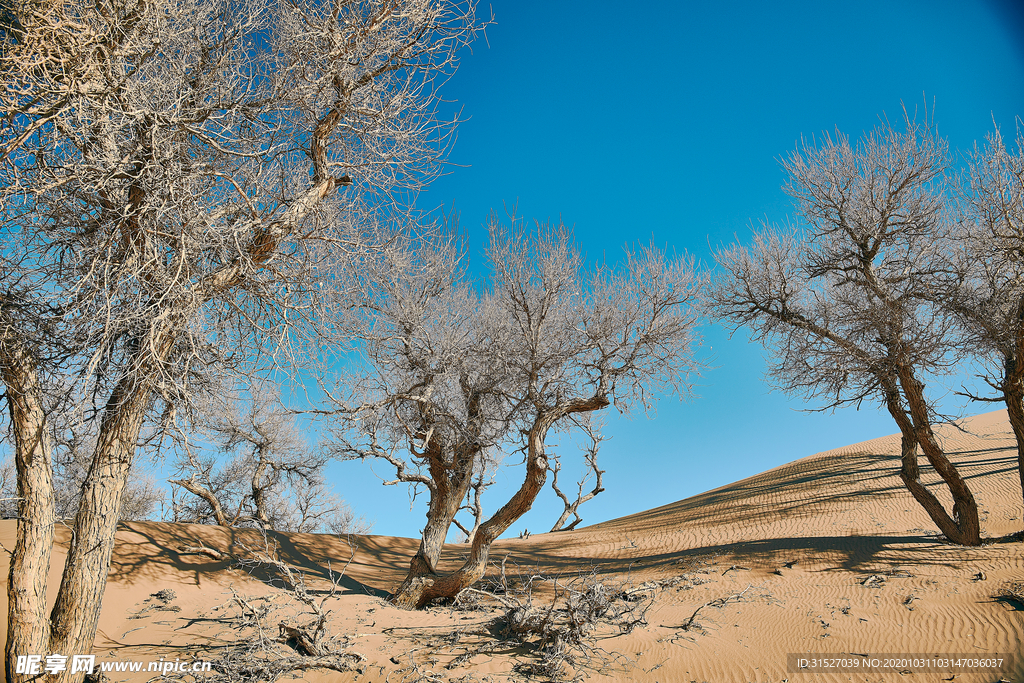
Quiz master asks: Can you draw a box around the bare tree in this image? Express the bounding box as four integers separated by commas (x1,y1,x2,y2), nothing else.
2,404,164,521
0,0,477,678
328,216,705,609
0,457,14,518
170,384,370,534
707,117,983,546
324,228,516,605
52,447,164,522
548,414,606,532
934,127,1024,517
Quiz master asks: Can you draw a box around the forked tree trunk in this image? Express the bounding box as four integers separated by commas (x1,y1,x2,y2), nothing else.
391,395,609,609
1,337,55,683
396,443,477,593
2,136,342,683
885,373,981,546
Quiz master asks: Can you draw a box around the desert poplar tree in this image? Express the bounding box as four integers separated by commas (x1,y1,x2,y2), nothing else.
707,118,983,546
0,0,477,679
328,217,705,609
323,228,517,606
935,127,1024,517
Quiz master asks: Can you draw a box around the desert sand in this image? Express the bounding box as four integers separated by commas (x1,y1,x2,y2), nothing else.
2,409,1022,682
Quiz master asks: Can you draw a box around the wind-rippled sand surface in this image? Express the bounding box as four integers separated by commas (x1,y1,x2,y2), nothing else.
3,410,1022,682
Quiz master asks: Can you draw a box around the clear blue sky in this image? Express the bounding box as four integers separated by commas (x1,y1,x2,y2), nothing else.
334,0,1024,539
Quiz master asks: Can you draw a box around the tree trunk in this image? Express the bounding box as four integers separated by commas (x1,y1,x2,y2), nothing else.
391,395,609,609
1003,301,1024,520
168,477,231,526
1004,374,1024,522
48,366,157,683
392,443,476,601
889,371,981,546
1,337,55,683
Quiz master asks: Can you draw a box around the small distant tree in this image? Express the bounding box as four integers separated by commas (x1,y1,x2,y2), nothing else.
329,217,705,608
936,127,1024,516
707,118,983,546
51,448,164,522
170,385,369,534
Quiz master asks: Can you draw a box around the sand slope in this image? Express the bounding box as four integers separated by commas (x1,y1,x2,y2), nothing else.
2,410,1022,682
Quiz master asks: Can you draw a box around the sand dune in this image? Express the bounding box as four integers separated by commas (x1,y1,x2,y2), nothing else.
2,409,1022,682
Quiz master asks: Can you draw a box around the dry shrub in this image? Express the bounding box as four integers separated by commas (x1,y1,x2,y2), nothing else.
995,581,1024,608
460,568,654,681
169,532,365,681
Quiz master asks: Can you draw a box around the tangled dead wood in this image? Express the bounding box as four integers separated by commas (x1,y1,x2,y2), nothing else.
451,565,657,682
171,532,366,681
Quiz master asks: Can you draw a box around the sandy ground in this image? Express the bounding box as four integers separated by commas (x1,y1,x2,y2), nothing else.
2,409,1022,682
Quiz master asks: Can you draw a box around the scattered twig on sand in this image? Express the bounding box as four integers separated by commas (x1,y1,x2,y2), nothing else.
127,590,181,620
410,567,658,681
721,564,750,576
165,531,365,681
994,580,1024,608
674,584,755,632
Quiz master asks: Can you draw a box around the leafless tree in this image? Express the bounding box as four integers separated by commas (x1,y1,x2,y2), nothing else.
327,216,705,609
53,447,164,522
706,117,983,546
0,0,477,678
322,227,516,606
170,384,370,534
3,406,164,521
0,456,16,518
933,127,1024,517
548,414,606,532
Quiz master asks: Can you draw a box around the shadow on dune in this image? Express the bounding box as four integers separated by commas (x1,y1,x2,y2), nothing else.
589,446,1018,532
99,433,1017,604
476,439,1020,581
502,533,966,579
106,522,410,597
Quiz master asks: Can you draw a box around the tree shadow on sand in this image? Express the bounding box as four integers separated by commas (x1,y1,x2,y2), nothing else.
105,522,404,597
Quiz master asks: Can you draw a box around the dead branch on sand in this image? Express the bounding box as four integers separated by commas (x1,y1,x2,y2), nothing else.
995,580,1024,608
167,531,365,680
675,583,755,632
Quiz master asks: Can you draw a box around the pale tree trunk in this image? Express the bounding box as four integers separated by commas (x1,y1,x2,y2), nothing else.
251,449,274,529
452,475,487,544
885,372,981,546
48,368,156,683
1,336,55,683
44,316,180,683
548,450,603,532
391,395,609,609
